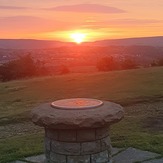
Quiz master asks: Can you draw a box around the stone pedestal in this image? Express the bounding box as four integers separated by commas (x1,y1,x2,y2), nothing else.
31,98,124,163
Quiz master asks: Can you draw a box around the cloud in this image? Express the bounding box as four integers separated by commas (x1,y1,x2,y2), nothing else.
1,15,162,38
0,5,27,10
82,18,163,29
108,19,162,25
0,16,71,33
46,4,126,13
0,16,86,35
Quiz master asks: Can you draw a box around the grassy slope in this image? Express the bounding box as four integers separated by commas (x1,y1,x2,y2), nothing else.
0,67,163,162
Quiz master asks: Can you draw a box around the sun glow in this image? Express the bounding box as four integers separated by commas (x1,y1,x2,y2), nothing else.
70,32,86,44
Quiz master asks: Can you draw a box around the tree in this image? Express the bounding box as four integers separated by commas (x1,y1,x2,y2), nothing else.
150,60,158,67
0,54,48,82
96,57,118,71
150,58,163,67
121,58,137,70
157,58,163,66
60,65,70,75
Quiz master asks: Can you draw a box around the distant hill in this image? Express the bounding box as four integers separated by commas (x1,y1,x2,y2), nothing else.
93,36,163,47
0,36,163,49
0,39,72,49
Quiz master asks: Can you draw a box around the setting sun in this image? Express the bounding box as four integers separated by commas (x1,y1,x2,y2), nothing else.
70,32,86,44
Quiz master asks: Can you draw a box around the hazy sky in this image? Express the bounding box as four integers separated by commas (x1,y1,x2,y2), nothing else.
0,0,163,41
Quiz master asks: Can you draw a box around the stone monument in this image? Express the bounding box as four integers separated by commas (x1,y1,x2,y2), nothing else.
31,98,124,163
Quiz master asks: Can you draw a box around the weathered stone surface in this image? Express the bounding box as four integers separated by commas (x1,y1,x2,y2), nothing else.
25,154,46,163
31,99,124,162
112,148,124,155
11,148,162,163
45,128,59,140
77,129,96,142
50,152,66,163
91,150,111,163
95,126,110,139
51,140,80,155
59,129,77,142
143,158,163,163
45,137,51,151
101,136,112,151
45,149,50,161
113,147,160,163
67,155,91,163
31,101,124,129
10,161,26,163
81,140,101,155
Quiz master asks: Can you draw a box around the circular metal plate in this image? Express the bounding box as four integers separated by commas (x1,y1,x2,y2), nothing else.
51,98,103,110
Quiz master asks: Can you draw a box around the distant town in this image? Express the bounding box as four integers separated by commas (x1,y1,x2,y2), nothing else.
0,45,163,70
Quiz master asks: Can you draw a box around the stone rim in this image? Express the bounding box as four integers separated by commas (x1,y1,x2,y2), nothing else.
31,101,124,129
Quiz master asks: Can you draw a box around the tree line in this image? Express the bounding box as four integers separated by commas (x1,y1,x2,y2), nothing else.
150,58,163,67
0,54,70,82
0,55,48,82
96,57,138,71
0,54,163,82
96,56,163,72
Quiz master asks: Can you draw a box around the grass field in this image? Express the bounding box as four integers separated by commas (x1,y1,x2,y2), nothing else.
0,67,163,162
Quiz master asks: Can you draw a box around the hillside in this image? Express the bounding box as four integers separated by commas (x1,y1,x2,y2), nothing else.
0,36,163,49
0,67,163,162
93,36,163,47
0,39,65,49
1,67,163,120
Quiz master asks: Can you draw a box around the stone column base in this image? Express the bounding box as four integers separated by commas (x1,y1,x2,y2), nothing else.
45,127,112,163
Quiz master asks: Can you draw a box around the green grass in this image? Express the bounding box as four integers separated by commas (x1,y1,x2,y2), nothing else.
0,133,44,163
0,67,163,162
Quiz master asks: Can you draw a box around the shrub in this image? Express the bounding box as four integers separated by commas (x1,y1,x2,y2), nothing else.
121,58,138,69
96,57,118,71
60,65,70,75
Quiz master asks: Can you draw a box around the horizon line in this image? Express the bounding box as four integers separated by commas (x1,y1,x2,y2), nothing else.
0,35,163,42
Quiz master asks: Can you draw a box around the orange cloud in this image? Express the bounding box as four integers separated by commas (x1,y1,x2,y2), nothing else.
0,5,28,10
0,16,74,33
46,4,126,14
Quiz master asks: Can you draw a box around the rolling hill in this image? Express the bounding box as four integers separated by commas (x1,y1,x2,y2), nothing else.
93,36,163,47
0,36,163,49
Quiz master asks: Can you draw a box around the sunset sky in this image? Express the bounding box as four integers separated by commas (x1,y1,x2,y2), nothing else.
0,0,163,42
